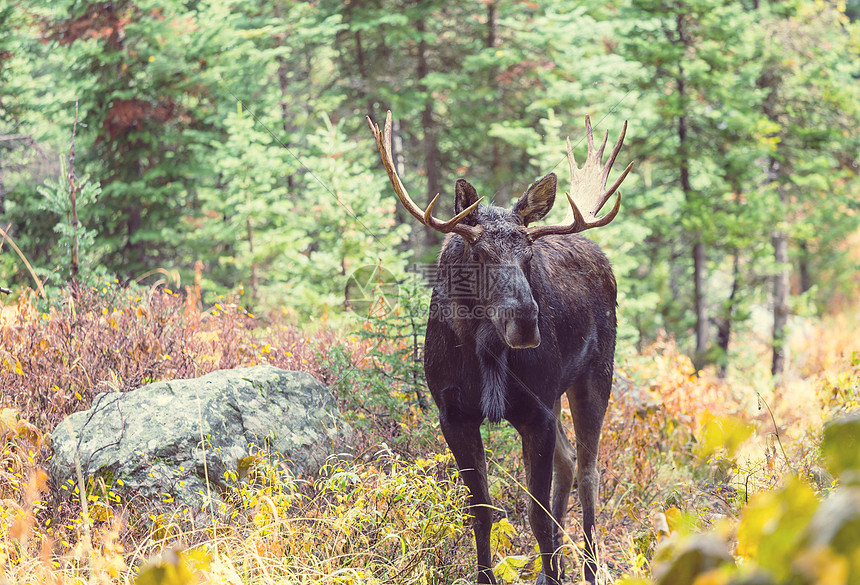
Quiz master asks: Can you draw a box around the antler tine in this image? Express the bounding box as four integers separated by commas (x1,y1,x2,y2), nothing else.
528,117,633,240
367,111,483,242
585,115,594,153
602,120,626,182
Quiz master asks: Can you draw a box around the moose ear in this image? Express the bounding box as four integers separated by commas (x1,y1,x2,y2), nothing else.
513,173,557,226
454,178,481,225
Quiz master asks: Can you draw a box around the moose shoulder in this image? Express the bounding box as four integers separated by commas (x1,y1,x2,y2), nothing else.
368,111,633,585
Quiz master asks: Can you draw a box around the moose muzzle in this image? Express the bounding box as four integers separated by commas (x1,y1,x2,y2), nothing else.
500,299,540,349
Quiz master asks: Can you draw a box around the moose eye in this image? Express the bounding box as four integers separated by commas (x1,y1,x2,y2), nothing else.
522,249,533,265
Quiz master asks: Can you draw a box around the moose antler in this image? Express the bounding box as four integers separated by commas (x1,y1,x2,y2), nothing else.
367,111,484,243
527,116,633,240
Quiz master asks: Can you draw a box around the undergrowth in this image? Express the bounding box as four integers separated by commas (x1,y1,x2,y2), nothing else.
0,282,858,584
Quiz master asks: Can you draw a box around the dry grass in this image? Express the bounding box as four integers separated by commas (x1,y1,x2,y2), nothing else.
0,278,858,584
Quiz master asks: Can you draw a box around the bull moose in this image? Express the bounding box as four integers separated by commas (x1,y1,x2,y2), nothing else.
367,111,632,584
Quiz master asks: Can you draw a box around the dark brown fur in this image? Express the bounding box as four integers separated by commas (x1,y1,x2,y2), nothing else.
424,174,616,584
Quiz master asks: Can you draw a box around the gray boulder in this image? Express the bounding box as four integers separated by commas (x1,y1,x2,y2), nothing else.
50,366,350,512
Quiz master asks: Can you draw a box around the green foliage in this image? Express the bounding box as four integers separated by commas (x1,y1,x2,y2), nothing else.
1,0,857,367
323,273,437,451
34,161,107,287
351,273,430,406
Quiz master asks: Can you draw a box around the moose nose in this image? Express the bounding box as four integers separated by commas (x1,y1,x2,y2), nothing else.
504,320,541,349
503,300,540,349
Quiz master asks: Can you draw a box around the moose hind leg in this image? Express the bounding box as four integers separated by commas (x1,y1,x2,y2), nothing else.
551,400,576,579
439,414,496,584
567,374,610,584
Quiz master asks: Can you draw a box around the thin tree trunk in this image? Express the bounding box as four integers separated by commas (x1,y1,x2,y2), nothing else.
766,155,790,378
716,254,740,378
354,30,375,116
692,240,709,366
772,229,789,377
798,240,812,294
68,101,81,281
677,45,708,369
247,217,258,307
486,1,496,48
485,1,509,205
416,16,442,252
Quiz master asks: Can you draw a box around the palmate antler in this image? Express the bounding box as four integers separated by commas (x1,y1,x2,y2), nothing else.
527,116,634,240
367,111,484,243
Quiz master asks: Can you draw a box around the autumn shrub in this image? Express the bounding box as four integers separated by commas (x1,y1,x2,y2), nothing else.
3,439,473,585
321,276,443,456
617,414,860,585
0,283,333,431
214,446,471,583
600,339,735,510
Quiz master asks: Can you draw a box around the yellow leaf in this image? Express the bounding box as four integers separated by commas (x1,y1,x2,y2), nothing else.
134,548,205,585
792,545,849,585
822,415,860,479
494,555,528,582
491,518,517,553
736,477,818,580
691,568,731,585
697,414,754,460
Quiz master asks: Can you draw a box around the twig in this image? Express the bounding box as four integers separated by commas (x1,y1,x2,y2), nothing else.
0,134,32,144
0,223,46,298
756,391,796,475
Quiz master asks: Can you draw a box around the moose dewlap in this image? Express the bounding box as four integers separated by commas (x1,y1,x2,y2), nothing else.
368,111,632,585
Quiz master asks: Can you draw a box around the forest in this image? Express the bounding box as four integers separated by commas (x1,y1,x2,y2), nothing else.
1,0,859,583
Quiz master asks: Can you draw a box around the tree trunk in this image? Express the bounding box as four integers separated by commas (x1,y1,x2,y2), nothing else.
486,1,496,48
354,30,375,116
485,1,510,205
416,16,442,253
772,229,789,377
246,216,259,307
767,155,790,379
798,240,812,294
68,101,81,281
692,240,709,367
716,254,740,378
676,46,709,369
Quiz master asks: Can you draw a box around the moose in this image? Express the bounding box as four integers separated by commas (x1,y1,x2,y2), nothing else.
367,111,632,584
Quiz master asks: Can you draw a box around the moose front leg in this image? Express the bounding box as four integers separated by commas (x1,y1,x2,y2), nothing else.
439,413,496,584
517,418,561,585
